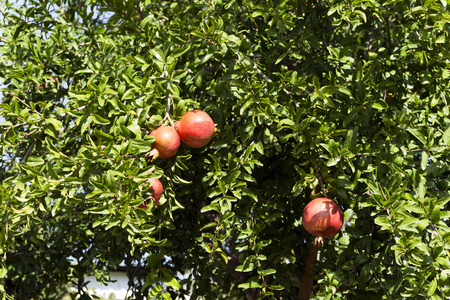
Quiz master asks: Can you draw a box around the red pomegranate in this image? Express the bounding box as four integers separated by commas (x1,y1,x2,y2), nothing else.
148,125,180,160
302,197,343,238
174,110,214,148
139,177,163,209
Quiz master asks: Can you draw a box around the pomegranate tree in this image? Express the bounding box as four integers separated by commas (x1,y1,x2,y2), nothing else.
175,110,214,148
302,197,343,241
139,177,163,210
148,125,180,160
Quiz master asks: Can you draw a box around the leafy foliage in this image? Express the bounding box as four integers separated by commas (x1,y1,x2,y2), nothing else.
0,0,449,299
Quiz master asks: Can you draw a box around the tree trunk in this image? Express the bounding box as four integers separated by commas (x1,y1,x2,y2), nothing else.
298,245,318,300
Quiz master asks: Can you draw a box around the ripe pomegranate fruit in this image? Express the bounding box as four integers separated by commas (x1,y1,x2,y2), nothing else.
148,125,180,160
139,177,163,210
174,110,214,148
302,197,343,239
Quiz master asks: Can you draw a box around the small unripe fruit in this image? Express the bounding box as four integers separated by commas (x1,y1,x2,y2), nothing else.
302,197,343,238
139,177,163,210
148,126,180,160
175,110,214,148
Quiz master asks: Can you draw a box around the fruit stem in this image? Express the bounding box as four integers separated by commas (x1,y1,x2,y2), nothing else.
162,94,175,127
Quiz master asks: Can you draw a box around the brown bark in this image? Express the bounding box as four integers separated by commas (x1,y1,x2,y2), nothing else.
298,245,318,300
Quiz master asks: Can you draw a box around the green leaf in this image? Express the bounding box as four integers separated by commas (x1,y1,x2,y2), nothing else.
18,164,40,176
427,278,438,296
313,75,320,90
200,203,220,213
407,128,427,146
431,206,441,224
162,268,181,290
338,87,352,96
290,71,298,85
436,196,450,207
200,222,217,231
418,177,426,202
94,130,114,142
374,215,391,231
13,22,26,40
26,156,45,167
74,69,95,75
421,151,428,170
358,264,372,283
238,281,262,290
372,101,388,110
240,99,253,115
255,141,264,155
138,106,150,125
91,114,110,125
227,171,241,185
151,48,166,62
235,258,256,272
148,285,163,298
105,218,121,230
259,268,276,276
127,124,142,138
214,247,229,264
219,211,235,222
242,143,256,160
275,52,287,65
0,121,13,127
98,76,109,94
398,217,419,232
170,46,190,59
353,9,367,23
442,125,450,146
191,30,207,39
86,190,104,199
105,170,118,193
85,206,110,214
197,53,214,65
321,85,339,95
389,275,404,295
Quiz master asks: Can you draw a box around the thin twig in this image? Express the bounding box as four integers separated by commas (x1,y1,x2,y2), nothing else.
135,0,144,20
311,153,327,198
373,271,392,299
383,14,392,49
252,64,292,95
2,190,9,300
252,65,272,82
251,213,267,289
341,211,355,231
436,273,445,300
125,259,141,299
11,93,32,110
21,139,36,164
51,42,92,58
3,216,7,262
13,122,27,128
158,218,164,291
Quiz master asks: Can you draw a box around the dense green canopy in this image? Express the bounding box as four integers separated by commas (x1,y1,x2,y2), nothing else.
1,0,450,299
